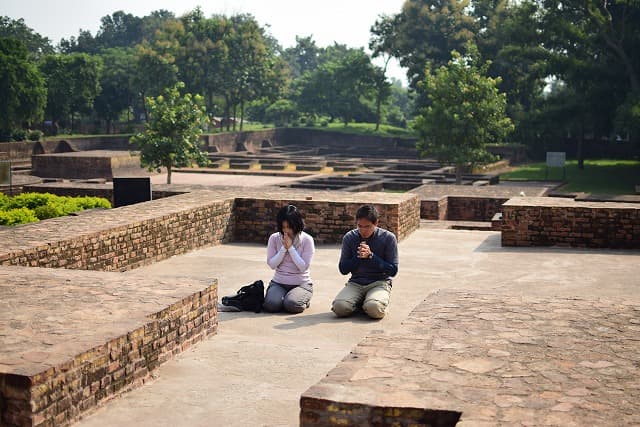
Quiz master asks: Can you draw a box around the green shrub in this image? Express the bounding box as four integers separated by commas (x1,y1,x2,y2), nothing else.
0,193,111,225
34,203,64,220
28,130,43,141
10,129,28,141
0,207,39,225
75,196,111,209
0,193,8,210
6,192,57,209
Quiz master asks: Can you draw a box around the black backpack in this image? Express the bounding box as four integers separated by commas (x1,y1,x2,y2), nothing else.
221,280,265,313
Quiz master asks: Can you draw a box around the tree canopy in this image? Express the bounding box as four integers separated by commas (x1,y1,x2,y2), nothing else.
415,45,513,183
0,37,47,138
130,82,209,184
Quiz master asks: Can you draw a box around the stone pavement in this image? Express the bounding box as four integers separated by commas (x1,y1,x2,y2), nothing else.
301,291,640,426
71,224,640,427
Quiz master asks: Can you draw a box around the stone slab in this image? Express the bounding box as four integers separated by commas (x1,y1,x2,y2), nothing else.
301,290,640,426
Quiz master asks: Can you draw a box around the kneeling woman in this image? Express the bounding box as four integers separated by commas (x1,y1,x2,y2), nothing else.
264,205,315,313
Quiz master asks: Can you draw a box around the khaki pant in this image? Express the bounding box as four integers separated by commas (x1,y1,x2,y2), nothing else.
331,279,391,319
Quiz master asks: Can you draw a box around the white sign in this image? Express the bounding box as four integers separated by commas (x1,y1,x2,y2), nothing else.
546,152,566,168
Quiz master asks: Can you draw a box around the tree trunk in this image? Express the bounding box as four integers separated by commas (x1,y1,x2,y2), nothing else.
240,99,245,131
166,163,172,184
577,117,584,170
375,56,391,132
455,163,463,184
232,104,237,132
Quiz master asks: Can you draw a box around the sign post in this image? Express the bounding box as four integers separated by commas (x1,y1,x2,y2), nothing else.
0,160,11,195
545,152,566,181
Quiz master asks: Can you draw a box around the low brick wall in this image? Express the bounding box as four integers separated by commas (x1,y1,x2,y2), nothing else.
32,151,145,179
420,196,507,221
233,194,420,244
0,192,236,271
0,267,217,427
502,197,640,248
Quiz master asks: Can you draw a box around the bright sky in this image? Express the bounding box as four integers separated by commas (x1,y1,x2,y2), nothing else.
2,0,408,83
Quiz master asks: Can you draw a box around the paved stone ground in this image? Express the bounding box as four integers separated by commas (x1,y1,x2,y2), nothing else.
302,290,640,426
408,182,556,199
68,224,640,427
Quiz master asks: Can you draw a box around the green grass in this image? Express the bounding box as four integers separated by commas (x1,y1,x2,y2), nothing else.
313,122,414,138
501,159,640,195
216,121,416,138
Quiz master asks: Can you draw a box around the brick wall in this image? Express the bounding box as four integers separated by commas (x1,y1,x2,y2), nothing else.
300,398,461,426
0,195,236,271
0,281,217,427
233,195,420,244
420,196,507,221
501,197,640,248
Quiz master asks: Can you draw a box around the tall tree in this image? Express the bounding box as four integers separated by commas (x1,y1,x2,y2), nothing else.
130,82,209,184
296,48,380,125
0,37,47,139
281,35,322,79
39,53,102,133
380,0,476,89
0,16,53,57
94,48,137,133
415,44,513,183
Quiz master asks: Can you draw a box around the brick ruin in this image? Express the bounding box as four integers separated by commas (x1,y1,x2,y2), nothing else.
0,189,419,426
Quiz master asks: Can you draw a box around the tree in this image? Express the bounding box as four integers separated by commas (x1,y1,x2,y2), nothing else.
377,0,476,89
296,47,379,125
415,44,513,183
130,82,209,184
0,37,47,139
282,35,322,79
39,53,102,133
0,16,53,57
94,48,137,133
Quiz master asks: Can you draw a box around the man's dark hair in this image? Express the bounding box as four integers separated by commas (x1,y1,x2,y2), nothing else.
355,204,379,223
276,204,305,235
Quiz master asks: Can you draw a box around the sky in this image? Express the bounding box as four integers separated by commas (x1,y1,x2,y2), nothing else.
2,0,408,83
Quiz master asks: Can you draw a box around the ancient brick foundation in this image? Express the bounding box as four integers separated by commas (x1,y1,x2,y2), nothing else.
420,195,508,222
300,290,640,426
0,188,419,426
501,197,640,248
234,194,420,244
0,271,217,427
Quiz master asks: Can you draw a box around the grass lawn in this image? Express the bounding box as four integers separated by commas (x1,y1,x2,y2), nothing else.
501,159,640,195
237,122,415,138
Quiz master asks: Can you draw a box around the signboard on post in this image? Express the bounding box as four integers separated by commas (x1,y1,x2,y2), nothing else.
545,152,566,180
546,152,566,167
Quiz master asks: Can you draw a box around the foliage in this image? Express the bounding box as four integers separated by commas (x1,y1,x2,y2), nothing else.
130,82,209,184
0,193,111,225
295,47,381,125
414,44,513,183
265,99,297,127
0,37,47,139
39,53,103,133
0,16,53,57
94,48,137,133
501,159,640,195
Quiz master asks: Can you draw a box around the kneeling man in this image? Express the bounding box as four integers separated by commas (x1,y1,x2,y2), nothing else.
331,204,398,319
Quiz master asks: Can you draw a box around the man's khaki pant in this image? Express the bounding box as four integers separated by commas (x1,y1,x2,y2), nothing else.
331,279,391,319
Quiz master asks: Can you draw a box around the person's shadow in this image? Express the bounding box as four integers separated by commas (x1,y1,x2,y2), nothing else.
274,310,379,330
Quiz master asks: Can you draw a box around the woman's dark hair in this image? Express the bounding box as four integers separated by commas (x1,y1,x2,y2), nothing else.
355,204,379,223
276,204,305,235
